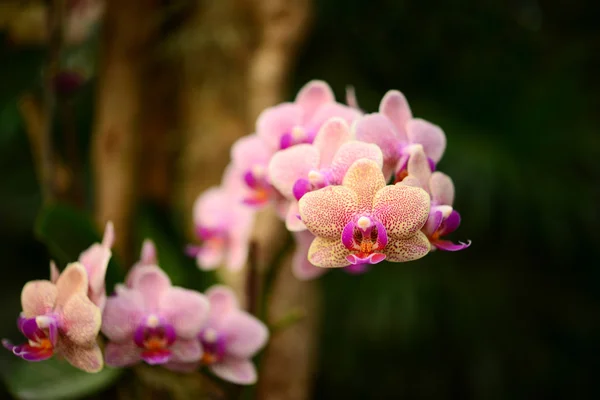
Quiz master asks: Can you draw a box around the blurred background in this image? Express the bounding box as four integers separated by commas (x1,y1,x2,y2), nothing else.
0,0,599,399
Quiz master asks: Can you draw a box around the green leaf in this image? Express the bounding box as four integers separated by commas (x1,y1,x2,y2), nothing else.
34,203,124,289
3,358,122,400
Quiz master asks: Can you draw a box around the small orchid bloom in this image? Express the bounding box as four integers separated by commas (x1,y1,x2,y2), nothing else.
354,90,446,180
256,80,362,151
269,118,383,231
77,221,114,311
3,263,103,372
230,134,278,208
299,158,431,268
405,147,471,251
187,165,255,271
102,265,209,367
198,286,268,384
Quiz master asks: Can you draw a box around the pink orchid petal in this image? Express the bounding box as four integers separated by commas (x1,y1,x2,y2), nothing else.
268,144,320,199
285,202,306,232
255,105,303,150
50,261,60,283
170,338,203,363
210,357,257,385
206,285,239,327
342,159,387,212
104,341,140,367
197,244,225,271
130,265,172,311
61,292,102,346
193,187,228,228
439,209,461,235
292,231,327,280
423,209,445,237
312,118,352,168
78,222,113,307
101,288,145,342
55,262,89,308
308,236,351,268
379,90,412,141
306,103,362,135
231,134,273,170
345,85,360,110
330,141,384,184
406,146,432,191
21,280,57,318
295,80,335,120
385,232,431,262
299,186,358,239
160,288,209,339
140,239,157,265
372,184,430,239
429,171,455,206
354,113,401,179
221,311,268,359
226,235,250,272
433,239,471,251
406,118,446,163
59,339,104,373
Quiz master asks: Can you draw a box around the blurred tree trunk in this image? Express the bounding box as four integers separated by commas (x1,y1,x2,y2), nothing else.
176,0,318,399
92,0,157,265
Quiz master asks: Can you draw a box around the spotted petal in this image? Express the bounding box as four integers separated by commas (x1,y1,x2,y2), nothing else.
430,171,455,206
210,357,257,385
385,232,431,262
330,141,383,184
160,288,209,339
268,144,320,199
59,338,104,373
299,186,358,239
55,263,89,308
21,280,57,318
308,236,351,268
406,118,446,163
295,80,335,120
342,159,386,212
379,90,412,142
372,184,430,239
61,292,102,346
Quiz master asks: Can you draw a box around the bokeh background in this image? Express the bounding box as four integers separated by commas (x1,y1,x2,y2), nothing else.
0,0,599,399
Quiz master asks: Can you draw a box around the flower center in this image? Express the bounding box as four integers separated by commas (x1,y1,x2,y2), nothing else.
134,315,176,365
292,170,329,201
342,216,388,265
199,328,227,365
243,166,271,206
279,126,316,149
3,315,58,362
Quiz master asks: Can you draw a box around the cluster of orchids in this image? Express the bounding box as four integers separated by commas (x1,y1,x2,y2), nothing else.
3,224,268,385
189,80,470,280
4,80,468,386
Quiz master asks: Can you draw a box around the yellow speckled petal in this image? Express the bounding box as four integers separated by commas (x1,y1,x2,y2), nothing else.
59,338,104,373
342,159,386,212
299,186,358,239
308,236,351,268
373,184,430,239
61,292,102,346
55,262,89,307
385,232,431,262
21,280,57,318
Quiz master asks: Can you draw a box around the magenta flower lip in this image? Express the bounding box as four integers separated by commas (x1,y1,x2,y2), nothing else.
3,315,58,362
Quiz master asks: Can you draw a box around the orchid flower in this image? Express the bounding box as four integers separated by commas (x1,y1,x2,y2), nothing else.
269,118,383,231
187,165,255,271
3,263,103,372
298,158,431,268
354,90,446,180
102,265,209,367
405,146,471,251
256,80,362,151
168,286,268,384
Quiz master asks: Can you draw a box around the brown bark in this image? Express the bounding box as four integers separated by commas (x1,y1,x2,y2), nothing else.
91,0,156,265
